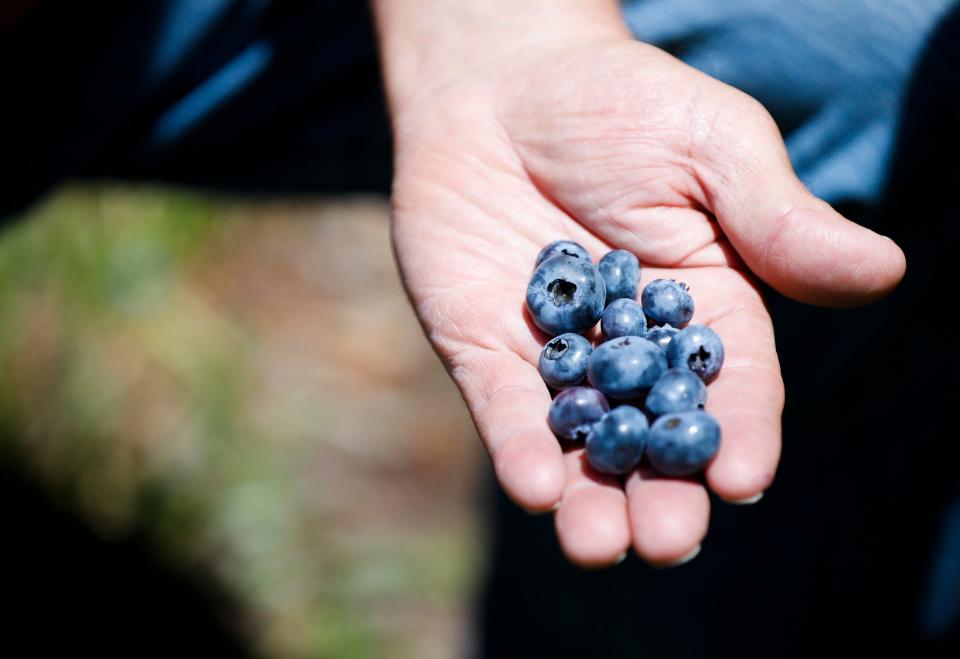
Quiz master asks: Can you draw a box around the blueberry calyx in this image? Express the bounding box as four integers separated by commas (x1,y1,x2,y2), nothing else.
689,346,710,371
544,337,569,360
547,279,577,305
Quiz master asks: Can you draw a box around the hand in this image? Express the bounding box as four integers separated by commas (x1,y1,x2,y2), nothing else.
378,6,905,567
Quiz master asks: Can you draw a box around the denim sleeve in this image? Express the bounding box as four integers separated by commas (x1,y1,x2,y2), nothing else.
621,0,957,205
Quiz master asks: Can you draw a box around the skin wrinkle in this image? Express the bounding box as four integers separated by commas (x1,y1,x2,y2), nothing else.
513,152,626,258
596,160,691,208
454,343,541,400
422,305,480,359
678,74,714,165
638,207,725,267
616,212,711,264
514,136,714,264
669,231,743,268
416,283,522,356
848,254,883,294
551,96,629,251
402,224,501,289
693,98,779,233
505,58,741,269
397,182,530,277
672,242,732,268
756,204,815,285
589,158,709,253
404,150,578,258
562,114,624,247
474,379,541,423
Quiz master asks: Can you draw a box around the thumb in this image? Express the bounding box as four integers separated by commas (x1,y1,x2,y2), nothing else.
702,97,906,307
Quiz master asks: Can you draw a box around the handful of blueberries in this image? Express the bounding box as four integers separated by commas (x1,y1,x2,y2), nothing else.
527,240,725,477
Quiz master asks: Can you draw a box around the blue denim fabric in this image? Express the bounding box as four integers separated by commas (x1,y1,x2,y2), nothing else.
622,0,956,205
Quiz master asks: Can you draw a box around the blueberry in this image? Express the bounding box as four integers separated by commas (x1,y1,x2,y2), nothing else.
587,336,667,399
641,279,694,327
666,324,725,383
547,387,610,441
535,240,590,267
646,410,721,476
601,298,647,341
526,255,606,336
645,368,707,417
585,406,648,475
539,333,592,389
598,249,640,305
646,324,679,352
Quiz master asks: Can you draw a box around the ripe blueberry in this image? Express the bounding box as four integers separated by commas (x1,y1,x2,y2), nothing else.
535,239,590,267
539,333,592,389
601,298,647,341
526,255,606,336
585,406,648,475
646,324,679,353
666,324,725,383
641,279,694,327
646,410,721,476
598,249,640,305
645,368,707,417
547,387,610,441
587,336,667,399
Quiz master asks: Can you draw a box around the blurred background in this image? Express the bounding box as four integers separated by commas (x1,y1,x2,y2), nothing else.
0,186,485,658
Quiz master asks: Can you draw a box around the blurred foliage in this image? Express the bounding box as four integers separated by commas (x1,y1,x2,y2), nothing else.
0,186,483,659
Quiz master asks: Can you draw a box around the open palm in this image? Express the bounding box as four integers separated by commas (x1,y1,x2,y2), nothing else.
390,41,905,566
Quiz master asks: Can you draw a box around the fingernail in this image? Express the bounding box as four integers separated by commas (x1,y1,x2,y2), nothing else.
664,544,701,568
551,500,562,512
614,551,628,565
729,491,764,505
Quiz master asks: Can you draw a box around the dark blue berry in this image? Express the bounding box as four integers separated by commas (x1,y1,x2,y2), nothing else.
587,336,667,399
646,410,721,476
526,255,606,336
585,406,648,475
641,279,694,327
598,249,640,305
547,387,610,441
535,240,590,267
646,324,679,352
666,324,725,383
539,333,592,389
601,298,647,341
645,368,707,417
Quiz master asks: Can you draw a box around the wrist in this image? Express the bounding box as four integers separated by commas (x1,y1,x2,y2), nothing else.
373,0,629,116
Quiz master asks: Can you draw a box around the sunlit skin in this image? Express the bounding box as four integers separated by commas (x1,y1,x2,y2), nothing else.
376,2,906,567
